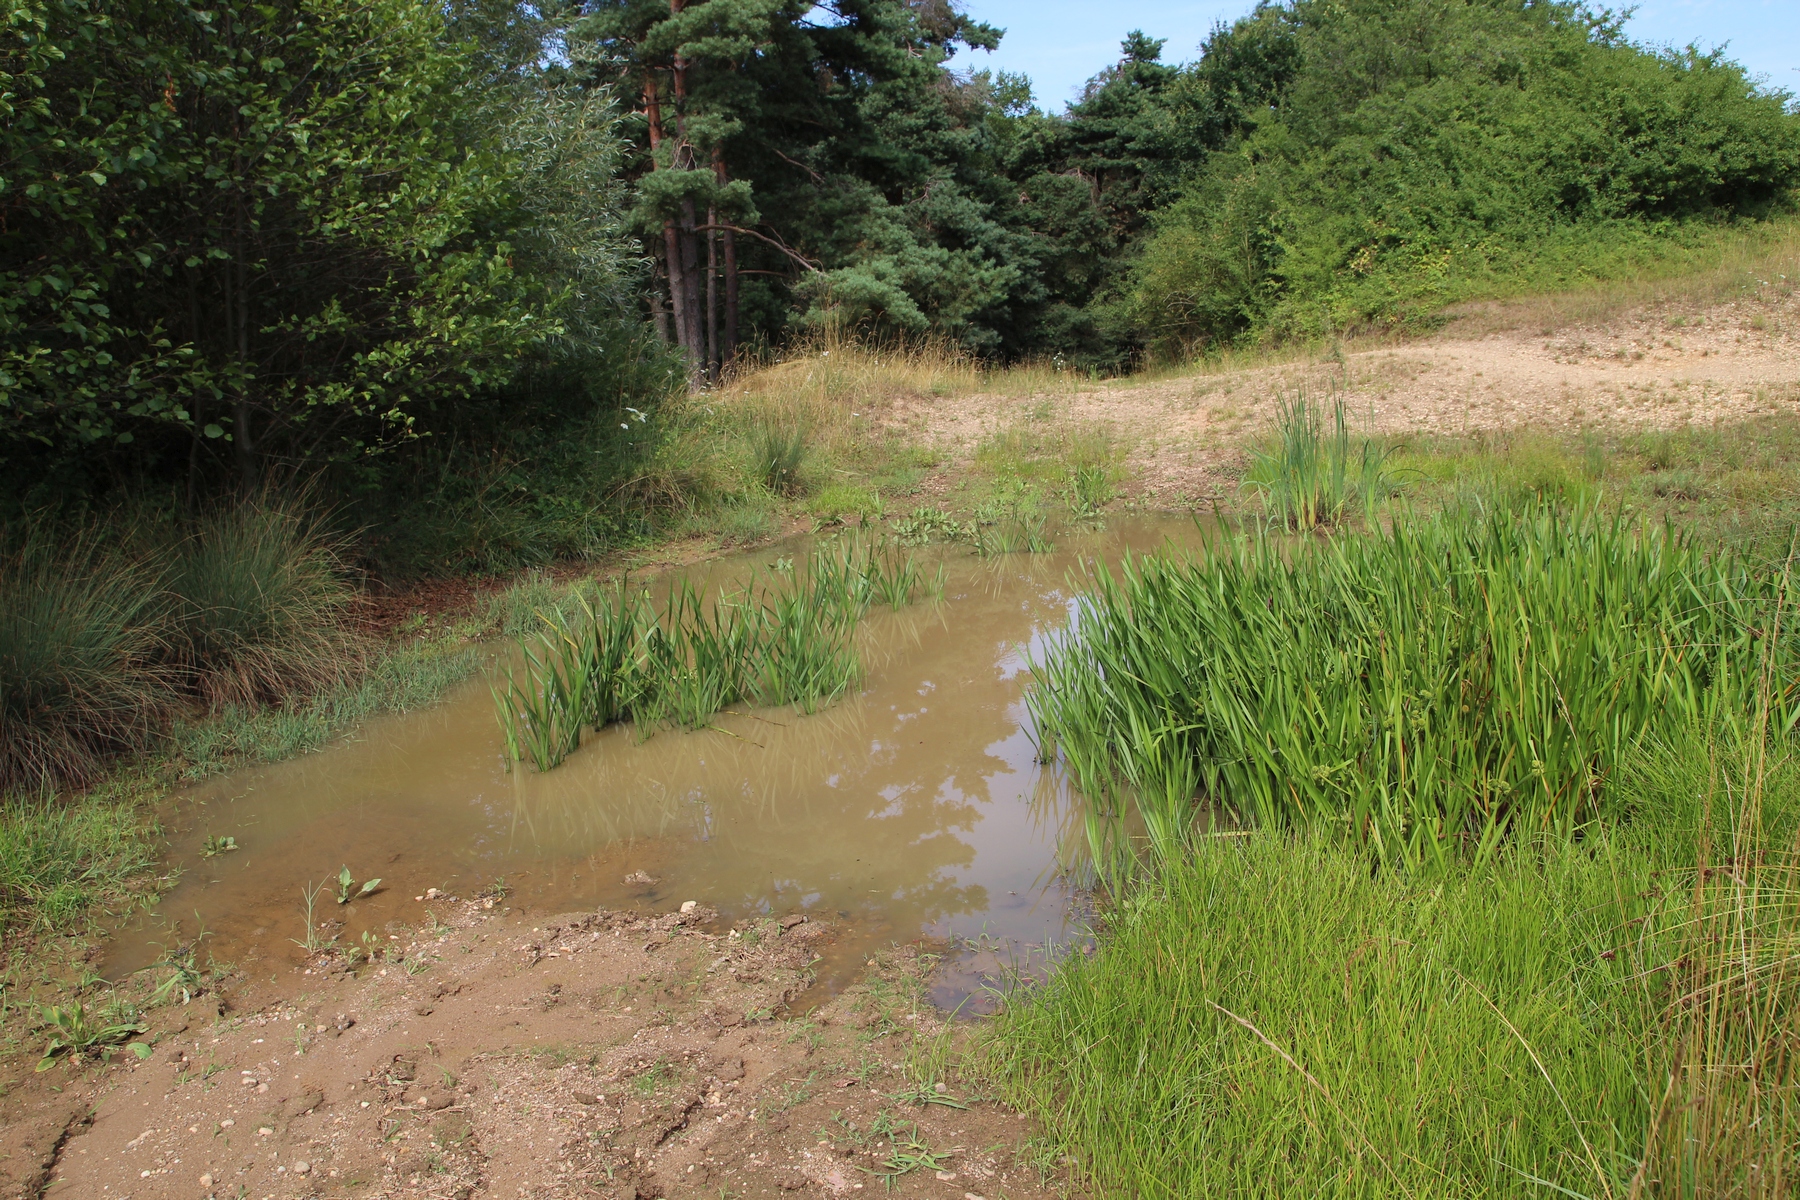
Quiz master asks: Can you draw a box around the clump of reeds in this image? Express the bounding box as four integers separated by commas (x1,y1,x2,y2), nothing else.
492,537,933,770
1244,389,1393,529
1031,503,1800,876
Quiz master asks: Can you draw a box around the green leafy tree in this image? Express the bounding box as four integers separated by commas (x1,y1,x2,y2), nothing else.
1,0,626,489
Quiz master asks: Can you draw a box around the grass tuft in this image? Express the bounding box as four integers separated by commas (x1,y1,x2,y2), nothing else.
0,530,169,793
165,499,365,708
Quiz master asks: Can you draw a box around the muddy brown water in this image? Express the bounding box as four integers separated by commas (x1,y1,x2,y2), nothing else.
107,515,1205,1011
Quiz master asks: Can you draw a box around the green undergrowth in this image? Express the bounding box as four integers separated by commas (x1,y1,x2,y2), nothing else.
1390,418,1800,554
0,786,165,936
988,734,1800,1197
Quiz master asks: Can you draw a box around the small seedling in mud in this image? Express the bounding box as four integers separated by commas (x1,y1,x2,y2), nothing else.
345,929,385,967
871,1137,952,1189
403,955,433,976
335,866,382,905
200,835,238,857
291,881,333,953
36,1001,145,1070
777,1072,818,1111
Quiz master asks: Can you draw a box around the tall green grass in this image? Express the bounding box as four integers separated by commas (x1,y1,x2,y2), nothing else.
988,734,1800,1197
165,500,364,707
1030,505,1798,874
1243,390,1393,530
493,537,933,770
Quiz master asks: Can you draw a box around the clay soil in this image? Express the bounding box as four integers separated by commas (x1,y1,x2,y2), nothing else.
0,898,1063,1200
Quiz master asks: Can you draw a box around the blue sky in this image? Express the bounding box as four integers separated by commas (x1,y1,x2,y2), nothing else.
956,0,1800,112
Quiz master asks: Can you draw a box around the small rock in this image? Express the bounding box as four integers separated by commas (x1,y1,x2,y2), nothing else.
415,1004,434,1017
624,871,658,886
293,1161,311,1176
679,900,698,914
198,1174,213,1188
936,1171,958,1182
256,1126,273,1137
779,913,806,930
219,1119,235,1129
934,1081,947,1094
573,1091,602,1105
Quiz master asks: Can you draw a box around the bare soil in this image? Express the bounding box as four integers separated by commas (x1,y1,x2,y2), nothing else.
889,289,1800,502
1,899,1060,1200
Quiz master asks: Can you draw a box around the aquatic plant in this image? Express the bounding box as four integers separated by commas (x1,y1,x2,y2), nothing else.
1244,390,1393,530
334,866,381,905
1030,504,1800,875
492,537,931,771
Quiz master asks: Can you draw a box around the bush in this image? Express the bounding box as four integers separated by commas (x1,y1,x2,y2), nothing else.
1130,0,1800,349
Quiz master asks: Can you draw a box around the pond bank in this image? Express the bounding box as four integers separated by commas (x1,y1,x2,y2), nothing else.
5,895,1065,1199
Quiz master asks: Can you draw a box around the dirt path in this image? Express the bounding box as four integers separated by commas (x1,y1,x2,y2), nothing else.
892,289,1800,502
1,899,1058,1200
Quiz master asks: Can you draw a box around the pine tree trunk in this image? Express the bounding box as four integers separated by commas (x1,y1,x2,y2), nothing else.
713,147,739,368
651,253,672,343
678,198,704,364
645,74,698,376
705,205,719,380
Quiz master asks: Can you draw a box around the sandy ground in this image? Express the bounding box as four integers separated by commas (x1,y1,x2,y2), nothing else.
889,289,1800,502
0,899,1062,1200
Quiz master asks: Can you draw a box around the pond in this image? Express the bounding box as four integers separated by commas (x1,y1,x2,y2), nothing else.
106,515,1205,1012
